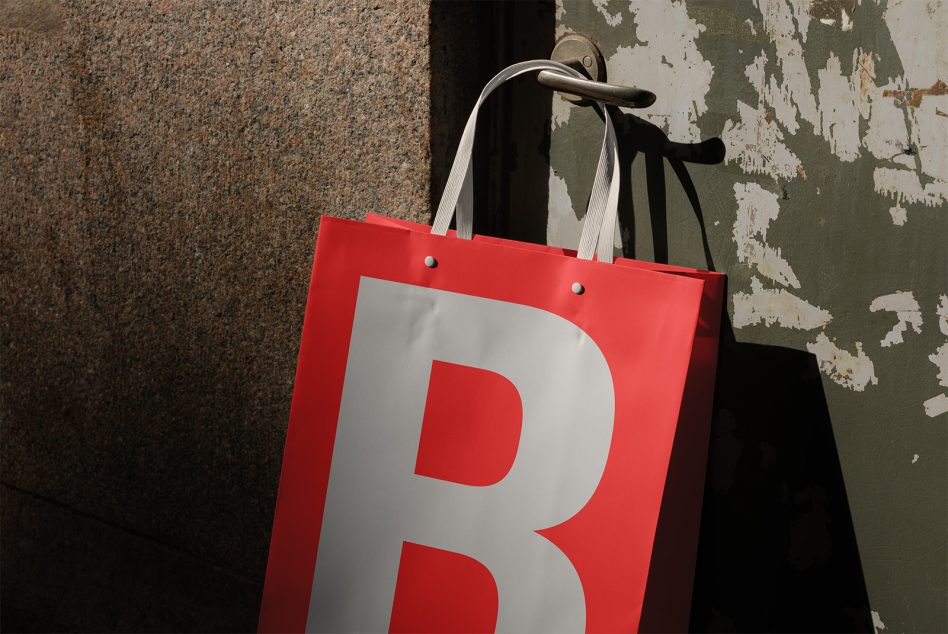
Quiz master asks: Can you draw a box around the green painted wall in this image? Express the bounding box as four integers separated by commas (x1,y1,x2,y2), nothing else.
543,1,946,631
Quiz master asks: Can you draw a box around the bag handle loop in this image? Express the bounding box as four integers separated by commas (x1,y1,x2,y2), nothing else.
431,60,620,263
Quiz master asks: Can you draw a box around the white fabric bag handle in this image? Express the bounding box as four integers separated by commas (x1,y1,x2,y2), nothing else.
431,60,620,263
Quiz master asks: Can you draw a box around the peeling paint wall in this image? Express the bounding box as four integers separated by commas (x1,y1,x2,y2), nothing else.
548,0,946,631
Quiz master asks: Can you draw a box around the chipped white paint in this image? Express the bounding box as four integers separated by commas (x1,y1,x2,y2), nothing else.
744,8,877,169
869,291,923,347
736,0,948,217
551,95,572,130
909,97,948,184
871,0,948,211
746,52,800,135
821,8,853,32
554,0,568,39
733,182,799,287
912,453,920,464
593,0,622,27
879,0,948,182
785,0,812,43
741,14,870,166
606,0,713,143
863,79,915,168
873,167,948,208
926,343,948,417
937,295,948,336
722,101,803,181
733,277,832,330
546,169,583,250
817,53,861,161
924,392,948,418
841,8,852,32
752,0,819,133
807,333,879,392
551,0,945,423
926,296,948,418
851,49,875,121
872,610,886,634
881,0,946,90
888,206,907,226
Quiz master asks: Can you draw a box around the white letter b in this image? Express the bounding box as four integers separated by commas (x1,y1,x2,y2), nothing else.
307,278,614,633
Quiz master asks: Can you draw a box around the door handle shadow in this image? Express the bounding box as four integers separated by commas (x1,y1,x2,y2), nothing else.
602,108,724,268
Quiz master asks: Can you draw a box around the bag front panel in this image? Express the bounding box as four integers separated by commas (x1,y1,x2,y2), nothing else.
362,213,726,633
260,217,704,633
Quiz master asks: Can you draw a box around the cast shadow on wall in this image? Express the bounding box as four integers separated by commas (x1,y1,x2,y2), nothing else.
605,111,874,633
690,318,873,633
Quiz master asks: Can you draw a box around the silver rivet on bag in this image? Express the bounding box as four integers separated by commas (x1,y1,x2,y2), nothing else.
571,282,585,295
424,256,438,268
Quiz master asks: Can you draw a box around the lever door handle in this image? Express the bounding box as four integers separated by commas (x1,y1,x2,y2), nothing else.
537,69,656,108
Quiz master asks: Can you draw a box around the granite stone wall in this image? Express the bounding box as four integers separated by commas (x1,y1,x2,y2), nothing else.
1,1,431,630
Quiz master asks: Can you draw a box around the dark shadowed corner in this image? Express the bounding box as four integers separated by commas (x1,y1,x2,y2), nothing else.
689,314,872,633
429,1,555,243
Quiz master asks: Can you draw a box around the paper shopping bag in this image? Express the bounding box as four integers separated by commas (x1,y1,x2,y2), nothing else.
361,216,725,634
259,60,717,633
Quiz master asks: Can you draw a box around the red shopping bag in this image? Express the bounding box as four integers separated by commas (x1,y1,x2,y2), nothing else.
259,61,722,633
360,216,724,633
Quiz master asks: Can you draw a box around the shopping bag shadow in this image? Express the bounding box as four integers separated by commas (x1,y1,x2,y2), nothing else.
687,317,873,633
603,111,872,632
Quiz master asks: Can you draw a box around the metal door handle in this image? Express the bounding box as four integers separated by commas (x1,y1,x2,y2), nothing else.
538,33,655,109
537,69,655,108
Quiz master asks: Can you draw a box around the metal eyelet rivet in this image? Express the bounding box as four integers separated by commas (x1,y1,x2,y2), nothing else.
424,255,438,268
571,282,585,295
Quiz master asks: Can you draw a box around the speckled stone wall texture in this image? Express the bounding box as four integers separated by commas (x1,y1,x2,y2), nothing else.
1,0,430,630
